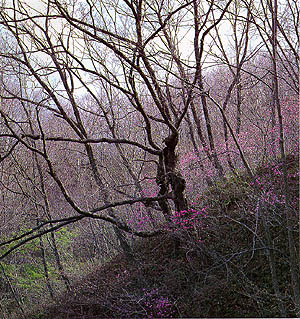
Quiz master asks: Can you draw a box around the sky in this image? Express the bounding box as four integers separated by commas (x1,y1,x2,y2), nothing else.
0,0,275,99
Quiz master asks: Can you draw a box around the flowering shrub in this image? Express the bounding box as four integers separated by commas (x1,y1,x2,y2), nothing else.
141,288,176,318
251,176,286,206
179,99,299,201
168,207,208,231
127,205,154,231
249,155,299,214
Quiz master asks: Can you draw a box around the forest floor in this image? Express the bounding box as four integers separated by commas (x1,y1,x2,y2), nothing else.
26,154,299,318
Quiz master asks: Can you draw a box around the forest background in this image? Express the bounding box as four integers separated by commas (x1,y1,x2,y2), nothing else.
0,0,298,317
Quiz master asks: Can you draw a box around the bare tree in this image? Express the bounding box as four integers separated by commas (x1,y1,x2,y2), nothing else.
0,0,233,259
0,0,298,315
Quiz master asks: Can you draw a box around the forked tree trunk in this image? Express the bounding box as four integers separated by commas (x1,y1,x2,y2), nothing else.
156,133,190,253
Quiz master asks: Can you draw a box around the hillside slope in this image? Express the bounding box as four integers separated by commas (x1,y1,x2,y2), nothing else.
30,155,299,318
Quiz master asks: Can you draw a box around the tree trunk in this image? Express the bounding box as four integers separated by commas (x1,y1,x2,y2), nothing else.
156,133,190,254
85,144,134,261
37,221,54,299
270,0,300,313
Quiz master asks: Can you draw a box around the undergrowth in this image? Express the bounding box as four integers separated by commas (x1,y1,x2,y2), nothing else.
16,155,300,318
